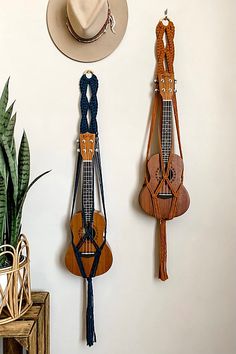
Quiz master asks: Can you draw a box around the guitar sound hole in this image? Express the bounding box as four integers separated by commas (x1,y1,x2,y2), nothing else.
155,167,176,182
169,168,176,181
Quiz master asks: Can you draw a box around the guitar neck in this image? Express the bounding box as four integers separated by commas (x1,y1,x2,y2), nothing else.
82,161,94,224
161,100,173,165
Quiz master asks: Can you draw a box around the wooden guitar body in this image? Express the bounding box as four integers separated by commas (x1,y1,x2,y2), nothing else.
65,211,113,277
139,153,190,220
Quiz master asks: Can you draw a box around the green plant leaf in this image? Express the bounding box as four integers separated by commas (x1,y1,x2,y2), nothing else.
0,101,15,137
3,112,16,148
17,131,30,206
11,138,16,161
12,209,20,248
0,78,9,130
0,134,18,205
0,113,16,186
6,178,16,246
0,146,6,181
0,176,6,245
27,170,51,192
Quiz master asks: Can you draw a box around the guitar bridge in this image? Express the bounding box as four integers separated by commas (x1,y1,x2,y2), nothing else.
80,252,95,258
158,193,173,199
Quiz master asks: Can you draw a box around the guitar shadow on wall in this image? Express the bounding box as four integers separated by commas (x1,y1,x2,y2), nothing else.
131,67,162,279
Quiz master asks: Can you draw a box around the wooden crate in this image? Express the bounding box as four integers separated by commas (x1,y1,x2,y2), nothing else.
0,291,50,354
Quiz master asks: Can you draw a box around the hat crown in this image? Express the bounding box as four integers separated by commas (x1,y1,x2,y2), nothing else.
67,0,108,39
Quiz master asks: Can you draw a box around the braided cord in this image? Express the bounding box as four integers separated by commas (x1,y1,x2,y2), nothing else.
156,20,175,74
80,74,99,134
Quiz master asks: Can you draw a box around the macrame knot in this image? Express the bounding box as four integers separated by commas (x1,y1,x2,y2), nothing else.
85,224,94,241
163,173,169,180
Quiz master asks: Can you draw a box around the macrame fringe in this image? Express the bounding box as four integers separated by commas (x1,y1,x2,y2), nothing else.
86,278,96,346
159,220,168,281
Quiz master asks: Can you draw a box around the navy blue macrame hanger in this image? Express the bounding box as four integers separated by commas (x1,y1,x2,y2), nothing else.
70,72,107,347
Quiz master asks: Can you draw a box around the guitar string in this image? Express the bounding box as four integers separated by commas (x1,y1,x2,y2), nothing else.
161,100,172,195
87,162,92,254
83,162,87,254
84,161,93,253
166,100,172,194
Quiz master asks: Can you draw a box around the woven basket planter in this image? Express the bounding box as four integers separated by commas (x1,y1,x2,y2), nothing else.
0,235,32,324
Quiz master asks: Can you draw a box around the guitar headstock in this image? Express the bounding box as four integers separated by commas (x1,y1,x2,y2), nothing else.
157,73,175,100
80,133,95,160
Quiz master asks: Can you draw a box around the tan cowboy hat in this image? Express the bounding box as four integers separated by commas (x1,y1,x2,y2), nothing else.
47,0,128,62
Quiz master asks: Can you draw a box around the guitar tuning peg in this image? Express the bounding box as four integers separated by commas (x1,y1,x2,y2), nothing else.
154,88,159,93
174,79,177,93
154,79,158,83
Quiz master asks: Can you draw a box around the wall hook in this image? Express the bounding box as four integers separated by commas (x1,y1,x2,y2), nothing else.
84,70,94,78
164,9,168,20
162,9,170,22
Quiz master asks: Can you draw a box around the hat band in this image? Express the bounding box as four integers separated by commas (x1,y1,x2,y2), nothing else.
66,6,116,44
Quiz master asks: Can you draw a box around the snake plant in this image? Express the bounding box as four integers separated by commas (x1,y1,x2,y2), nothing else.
0,79,50,266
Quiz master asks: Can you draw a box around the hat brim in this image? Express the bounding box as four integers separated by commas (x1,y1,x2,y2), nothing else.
47,0,128,62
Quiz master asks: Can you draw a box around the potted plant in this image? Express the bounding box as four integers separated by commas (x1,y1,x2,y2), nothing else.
0,78,50,323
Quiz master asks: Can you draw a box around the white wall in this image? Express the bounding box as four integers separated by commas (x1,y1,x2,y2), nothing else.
1,0,236,353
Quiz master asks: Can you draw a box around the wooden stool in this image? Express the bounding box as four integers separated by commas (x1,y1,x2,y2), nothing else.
0,292,50,354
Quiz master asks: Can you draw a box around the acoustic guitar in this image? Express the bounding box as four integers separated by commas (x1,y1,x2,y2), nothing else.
139,72,190,220
65,133,113,277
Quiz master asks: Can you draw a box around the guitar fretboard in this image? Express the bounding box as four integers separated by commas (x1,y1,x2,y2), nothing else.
82,161,94,224
161,100,172,165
